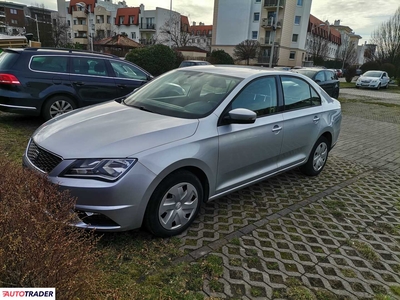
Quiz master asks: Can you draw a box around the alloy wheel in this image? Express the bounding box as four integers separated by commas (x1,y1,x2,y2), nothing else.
49,100,74,118
313,142,328,172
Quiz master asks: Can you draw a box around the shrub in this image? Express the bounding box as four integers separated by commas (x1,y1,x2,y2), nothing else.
397,68,400,86
0,159,104,300
381,63,396,78
360,61,380,73
174,49,184,68
208,49,234,65
345,66,357,83
125,44,176,76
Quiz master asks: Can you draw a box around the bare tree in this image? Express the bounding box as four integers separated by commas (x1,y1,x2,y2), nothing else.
156,14,191,48
52,17,70,47
233,39,260,65
338,37,358,68
370,6,400,65
307,34,329,64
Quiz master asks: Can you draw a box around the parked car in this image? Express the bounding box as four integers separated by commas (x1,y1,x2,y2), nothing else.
293,68,340,98
0,48,152,120
23,66,342,237
355,70,390,90
179,60,211,68
336,69,343,78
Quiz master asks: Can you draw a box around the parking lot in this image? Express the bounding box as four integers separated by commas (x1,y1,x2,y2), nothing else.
175,89,400,299
1,88,399,299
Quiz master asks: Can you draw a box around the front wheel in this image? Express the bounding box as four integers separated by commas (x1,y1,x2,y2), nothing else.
43,95,76,120
376,84,381,90
144,170,203,237
300,136,330,176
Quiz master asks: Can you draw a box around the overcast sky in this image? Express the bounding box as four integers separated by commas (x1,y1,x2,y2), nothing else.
21,0,398,43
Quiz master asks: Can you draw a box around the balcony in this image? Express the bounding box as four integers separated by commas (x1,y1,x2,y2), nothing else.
259,37,273,46
73,24,88,32
95,23,111,31
72,10,87,19
74,37,89,44
139,39,155,45
264,0,285,9
261,19,282,29
0,12,5,18
139,23,156,31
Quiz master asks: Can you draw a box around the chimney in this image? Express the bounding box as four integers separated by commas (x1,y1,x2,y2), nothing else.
334,20,340,26
192,21,196,26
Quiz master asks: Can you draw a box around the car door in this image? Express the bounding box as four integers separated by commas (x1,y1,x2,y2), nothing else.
313,70,331,96
279,75,323,169
381,72,389,87
109,60,150,97
70,56,118,107
216,76,284,193
324,70,339,97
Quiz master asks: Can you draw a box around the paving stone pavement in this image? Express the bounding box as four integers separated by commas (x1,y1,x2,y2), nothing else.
175,98,400,299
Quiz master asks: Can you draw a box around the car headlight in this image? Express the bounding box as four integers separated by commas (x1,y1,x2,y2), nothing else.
63,159,137,181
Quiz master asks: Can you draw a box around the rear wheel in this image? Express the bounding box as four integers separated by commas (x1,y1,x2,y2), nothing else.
300,136,330,176
144,170,203,237
43,95,76,120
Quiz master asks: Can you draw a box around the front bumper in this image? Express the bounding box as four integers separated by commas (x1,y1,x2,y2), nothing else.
23,154,157,232
355,81,380,89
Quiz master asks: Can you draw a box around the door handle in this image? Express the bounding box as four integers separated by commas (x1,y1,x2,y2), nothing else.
272,125,282,133
313,116,320,123
117,84,127,89
73,81,84,86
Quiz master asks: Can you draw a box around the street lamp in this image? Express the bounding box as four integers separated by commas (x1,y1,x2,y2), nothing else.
76,2,93,51
168,0,172,48
25,15,40,43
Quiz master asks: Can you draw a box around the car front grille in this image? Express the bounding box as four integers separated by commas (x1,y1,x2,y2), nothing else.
27,140,62,173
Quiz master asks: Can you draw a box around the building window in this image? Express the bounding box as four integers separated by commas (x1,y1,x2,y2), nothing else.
129,16,134,24
255,0,261,2
252,31,258,39
10,9,17,14
67,20,71,26
11,19,17,24
292,34,298,42
254,12,260,21
297,0,303,6
119,16,124,24
294,16,301,25
107,16,110,24
289,51,296,59
131,32,136,39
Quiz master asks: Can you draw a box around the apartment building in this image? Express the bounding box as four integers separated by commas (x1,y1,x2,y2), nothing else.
58,0,184,48
190,22,212,51
212,0,312,67
0,1,26,36
304,14,341,66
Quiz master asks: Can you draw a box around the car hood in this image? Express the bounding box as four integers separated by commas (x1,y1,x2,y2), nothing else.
33,101,199,159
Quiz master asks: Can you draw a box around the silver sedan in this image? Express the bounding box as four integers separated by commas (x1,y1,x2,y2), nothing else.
23,66,341,237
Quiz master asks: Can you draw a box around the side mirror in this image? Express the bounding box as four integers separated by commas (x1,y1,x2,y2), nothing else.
314,79,321,83
224,108,257,124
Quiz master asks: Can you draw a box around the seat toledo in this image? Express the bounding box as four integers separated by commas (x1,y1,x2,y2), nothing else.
23,66,342,237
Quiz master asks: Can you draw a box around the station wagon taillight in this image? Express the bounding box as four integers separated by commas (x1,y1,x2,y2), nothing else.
0,73,20,85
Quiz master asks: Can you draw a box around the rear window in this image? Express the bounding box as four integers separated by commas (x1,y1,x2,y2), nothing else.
30,56,68,73
0,51,19,70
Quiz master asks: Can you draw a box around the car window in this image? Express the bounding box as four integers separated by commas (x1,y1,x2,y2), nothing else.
325,70,336,80
110,61,147,80
281,76,320,110
230,76,278,117
30,56,68,73
71,57,108,77
314,71,325,82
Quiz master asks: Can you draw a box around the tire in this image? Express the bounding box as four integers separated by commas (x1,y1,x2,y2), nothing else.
385,83,389,89
144,170,203,237
43,95,76,120
300,136,330,176
376,84,381,90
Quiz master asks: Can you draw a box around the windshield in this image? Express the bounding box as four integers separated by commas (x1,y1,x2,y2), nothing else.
363,71,382,77
123,70,242,118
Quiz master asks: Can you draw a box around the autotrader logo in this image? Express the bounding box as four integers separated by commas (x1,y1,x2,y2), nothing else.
0,288,55,299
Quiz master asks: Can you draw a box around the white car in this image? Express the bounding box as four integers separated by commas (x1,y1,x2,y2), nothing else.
356,70,390,90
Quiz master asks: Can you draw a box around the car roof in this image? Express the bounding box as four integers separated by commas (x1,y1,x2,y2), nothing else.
5,47,119,59
177,65,298,79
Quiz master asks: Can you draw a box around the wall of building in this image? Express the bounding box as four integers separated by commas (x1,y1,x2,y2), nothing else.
214,0,252,46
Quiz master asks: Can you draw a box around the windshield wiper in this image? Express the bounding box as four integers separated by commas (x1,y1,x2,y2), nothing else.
130,104,153,113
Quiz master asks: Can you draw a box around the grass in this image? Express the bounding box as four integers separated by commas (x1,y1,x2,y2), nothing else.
346,239,379,262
